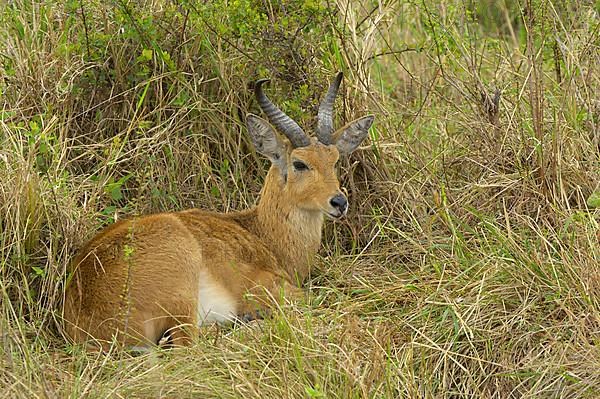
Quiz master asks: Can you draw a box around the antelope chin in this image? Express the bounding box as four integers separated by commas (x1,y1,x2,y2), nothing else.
325,210,345,220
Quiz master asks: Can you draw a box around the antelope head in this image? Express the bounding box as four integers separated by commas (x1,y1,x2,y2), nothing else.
246,72,374,220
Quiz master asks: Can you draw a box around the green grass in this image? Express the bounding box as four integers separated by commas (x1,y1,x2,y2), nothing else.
1,0,599,397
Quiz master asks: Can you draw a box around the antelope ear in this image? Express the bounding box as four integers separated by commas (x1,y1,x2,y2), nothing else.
332,115,374,155
246,114,288,175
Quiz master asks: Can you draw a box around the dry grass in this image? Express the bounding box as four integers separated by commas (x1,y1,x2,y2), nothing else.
1,0,599,398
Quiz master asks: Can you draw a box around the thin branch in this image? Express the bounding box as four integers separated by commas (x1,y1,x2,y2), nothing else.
79,0,91,60
364,47,420,63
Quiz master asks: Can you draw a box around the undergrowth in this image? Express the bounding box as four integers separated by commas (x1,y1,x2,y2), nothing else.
1,0,598,398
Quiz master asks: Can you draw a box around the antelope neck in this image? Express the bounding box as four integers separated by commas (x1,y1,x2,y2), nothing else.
254,166,324,284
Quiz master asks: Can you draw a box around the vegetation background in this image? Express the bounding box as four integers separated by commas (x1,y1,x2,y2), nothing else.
1,0,598,397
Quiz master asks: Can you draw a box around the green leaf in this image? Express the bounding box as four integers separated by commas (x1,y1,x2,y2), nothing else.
587,191,600,208
101,205,117,215
219,159,230,176
0,110,15,121
29,120,40,136
108,185,123,201
304,386,324,398
141,48,153,60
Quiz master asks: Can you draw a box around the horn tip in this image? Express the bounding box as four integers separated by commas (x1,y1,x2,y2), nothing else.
254,78,271,97
255,78,271,86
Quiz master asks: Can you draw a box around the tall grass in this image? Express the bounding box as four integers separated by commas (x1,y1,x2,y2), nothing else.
1,0,598,397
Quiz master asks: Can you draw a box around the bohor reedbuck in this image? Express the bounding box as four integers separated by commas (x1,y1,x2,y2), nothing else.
63,73,374,349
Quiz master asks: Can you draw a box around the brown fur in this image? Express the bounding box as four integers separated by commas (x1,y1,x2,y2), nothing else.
63,142,344,349
64,72,374,350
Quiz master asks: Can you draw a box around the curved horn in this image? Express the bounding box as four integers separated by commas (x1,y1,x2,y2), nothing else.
254,79,310,148
317,72,343,144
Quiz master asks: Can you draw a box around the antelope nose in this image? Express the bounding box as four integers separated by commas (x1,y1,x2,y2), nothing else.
330,194,348,214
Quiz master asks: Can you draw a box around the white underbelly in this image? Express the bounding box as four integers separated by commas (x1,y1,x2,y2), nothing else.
197,271,237,325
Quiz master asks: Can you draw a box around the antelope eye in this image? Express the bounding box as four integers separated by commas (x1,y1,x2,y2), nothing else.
292,160,309,171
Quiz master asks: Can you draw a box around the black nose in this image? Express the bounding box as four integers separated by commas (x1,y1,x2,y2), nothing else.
330,194,348,213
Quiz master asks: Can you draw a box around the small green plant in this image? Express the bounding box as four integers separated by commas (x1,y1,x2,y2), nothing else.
587,191,600,208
